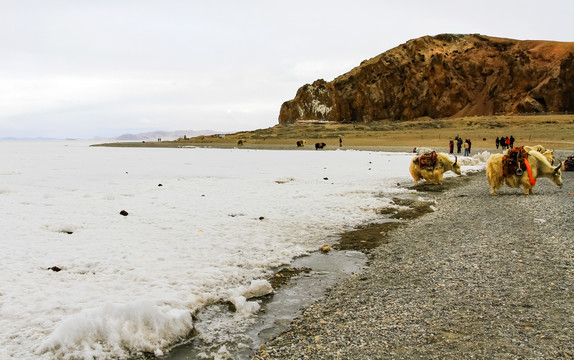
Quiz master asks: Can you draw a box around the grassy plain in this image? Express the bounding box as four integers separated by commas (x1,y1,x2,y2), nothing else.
94,114,574,151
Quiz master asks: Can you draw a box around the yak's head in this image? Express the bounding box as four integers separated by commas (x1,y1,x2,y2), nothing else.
452,156,462,175
551,161,563,187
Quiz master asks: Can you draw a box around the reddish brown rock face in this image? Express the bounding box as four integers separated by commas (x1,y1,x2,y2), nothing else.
278,34,574,124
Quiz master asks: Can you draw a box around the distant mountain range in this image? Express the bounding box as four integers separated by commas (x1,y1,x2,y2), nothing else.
94,129,226,142
1,130,226,142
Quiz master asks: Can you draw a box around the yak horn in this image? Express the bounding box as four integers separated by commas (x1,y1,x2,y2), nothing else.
453,156,458,166
554,161,562,173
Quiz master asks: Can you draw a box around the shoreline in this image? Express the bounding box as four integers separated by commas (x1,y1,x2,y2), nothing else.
252,169,574,359
163,147,573,359
91,114,574,152
165,173,447,359
91,139,574,160
90,141,573,153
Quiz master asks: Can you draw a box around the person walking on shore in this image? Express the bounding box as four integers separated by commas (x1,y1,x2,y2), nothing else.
449,140,454,154
509,135,515,148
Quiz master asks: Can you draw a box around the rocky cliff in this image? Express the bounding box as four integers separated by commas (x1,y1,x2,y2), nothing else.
278,34,574,124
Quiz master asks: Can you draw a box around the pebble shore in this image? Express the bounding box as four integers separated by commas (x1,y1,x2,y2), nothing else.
253,168,574,359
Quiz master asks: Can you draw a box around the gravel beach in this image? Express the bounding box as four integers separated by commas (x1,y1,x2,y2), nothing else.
253,166,574,359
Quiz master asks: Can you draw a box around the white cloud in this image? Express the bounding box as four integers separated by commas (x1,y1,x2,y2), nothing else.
0,76,165,115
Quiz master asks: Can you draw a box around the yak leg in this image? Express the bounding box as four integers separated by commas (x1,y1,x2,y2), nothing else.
418,169,433,184
487,177,502,195
410,171,420,185
522,178,534,195
487,175,500,195
522,184,534,194
435,170,444,184
409,164,421,185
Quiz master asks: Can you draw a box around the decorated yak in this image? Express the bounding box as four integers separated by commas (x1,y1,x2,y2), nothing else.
409,152,461,185
486,147,562,195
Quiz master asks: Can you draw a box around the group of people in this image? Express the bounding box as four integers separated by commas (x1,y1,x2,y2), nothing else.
446,135,516,156
449,136,472,156
496,136,515,149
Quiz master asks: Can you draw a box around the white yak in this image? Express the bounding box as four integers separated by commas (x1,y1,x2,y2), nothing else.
409,152,461,185
486,150,562,195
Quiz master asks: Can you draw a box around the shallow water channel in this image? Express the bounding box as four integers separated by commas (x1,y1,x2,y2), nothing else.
165,249,368,359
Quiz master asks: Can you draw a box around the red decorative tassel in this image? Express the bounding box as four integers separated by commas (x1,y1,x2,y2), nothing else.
524,158,536,186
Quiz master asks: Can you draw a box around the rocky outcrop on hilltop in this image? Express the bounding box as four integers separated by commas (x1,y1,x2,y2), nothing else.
278,34,574,124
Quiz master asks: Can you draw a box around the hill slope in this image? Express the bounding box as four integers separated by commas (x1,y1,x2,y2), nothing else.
279,34,574,124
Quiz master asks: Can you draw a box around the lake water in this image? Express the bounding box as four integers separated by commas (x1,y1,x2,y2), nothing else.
0,141,486,359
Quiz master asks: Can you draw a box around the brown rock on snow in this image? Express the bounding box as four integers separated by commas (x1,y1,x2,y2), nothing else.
278,34,574,124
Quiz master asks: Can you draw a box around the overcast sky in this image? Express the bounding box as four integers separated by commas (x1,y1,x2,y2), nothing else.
1,0,572,138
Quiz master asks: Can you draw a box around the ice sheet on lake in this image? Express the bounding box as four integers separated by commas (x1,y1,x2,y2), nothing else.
0,141,487,359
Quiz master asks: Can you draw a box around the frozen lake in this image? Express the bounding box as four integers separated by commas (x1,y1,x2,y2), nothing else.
0,141,486,359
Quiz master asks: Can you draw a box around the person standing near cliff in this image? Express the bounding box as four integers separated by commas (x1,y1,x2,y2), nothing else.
449,140,454,153
457,137,463,154
496,137,500,149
